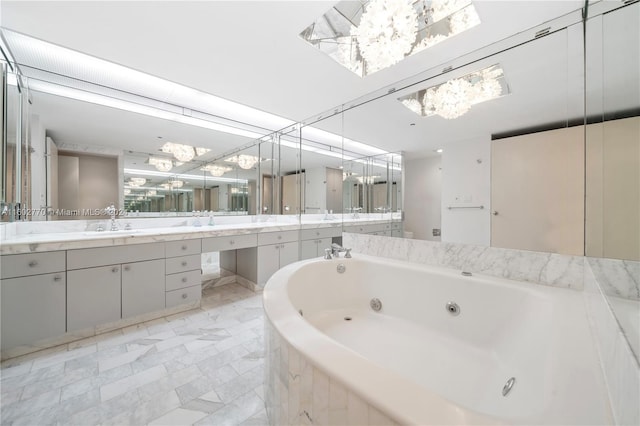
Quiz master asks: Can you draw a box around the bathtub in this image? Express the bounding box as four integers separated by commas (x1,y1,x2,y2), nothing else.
263,254,611,425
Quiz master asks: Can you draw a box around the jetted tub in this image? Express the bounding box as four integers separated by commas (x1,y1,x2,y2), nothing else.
263,254,611,425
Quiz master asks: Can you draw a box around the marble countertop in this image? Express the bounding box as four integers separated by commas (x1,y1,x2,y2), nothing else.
0,218,398,255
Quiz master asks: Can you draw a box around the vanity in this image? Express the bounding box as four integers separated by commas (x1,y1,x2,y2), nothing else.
0,215,402,360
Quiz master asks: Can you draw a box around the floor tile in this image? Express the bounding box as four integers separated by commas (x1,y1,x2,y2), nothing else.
148,407,209,425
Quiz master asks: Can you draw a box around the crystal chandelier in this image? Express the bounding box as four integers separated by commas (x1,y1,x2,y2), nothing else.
124,188,131,195
148,156,173,172
165,179,183,189
195,147,210,157
226,155,259,170
354,0,418,74
161,142,195,162
129,177,146,187
146,190,157,196
202,164,231,177
300,0,481,77
399,64,508,119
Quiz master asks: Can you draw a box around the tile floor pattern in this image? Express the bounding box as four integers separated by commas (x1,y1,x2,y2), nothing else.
0,284,268,426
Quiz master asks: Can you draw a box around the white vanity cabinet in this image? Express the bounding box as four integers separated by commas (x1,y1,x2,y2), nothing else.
300,227,341,260
165,239,202,308
1,252,66,350
236,230,299,287
66,242,166,331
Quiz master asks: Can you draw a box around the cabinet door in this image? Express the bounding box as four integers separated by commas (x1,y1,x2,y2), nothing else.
300,240,318,260
279,241,300,268
122,259,165,319
257,245,280,286
1,273,66,350
67,265,121,331
316,237,332,257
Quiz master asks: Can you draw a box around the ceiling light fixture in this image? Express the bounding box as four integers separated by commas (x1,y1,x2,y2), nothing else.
202,164,232,177
124,168,247,184
148,156,173,172
301,0,481,77
161,142,195,162
225,155,259,170
129,177,146,187
399,63,508,119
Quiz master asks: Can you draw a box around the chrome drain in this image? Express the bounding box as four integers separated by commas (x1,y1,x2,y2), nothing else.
370,298,382,312
502,377,516,396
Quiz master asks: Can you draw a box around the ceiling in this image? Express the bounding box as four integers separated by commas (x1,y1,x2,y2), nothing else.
1,0,636,162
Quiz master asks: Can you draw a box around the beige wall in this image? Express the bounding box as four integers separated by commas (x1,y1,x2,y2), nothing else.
491,126,585,255
586,116,640,261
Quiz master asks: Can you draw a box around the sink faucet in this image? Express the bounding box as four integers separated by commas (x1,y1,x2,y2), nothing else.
330,243,352,258
105,204,118,231
350,207,362,219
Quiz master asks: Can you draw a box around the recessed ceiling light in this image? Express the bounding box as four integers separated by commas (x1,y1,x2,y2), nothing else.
435,148,443,153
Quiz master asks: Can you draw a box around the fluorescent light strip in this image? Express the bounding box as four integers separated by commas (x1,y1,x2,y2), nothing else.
124,168,248,184
29,80,267,140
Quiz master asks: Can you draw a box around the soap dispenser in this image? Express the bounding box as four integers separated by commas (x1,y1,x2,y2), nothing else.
208,211,215,226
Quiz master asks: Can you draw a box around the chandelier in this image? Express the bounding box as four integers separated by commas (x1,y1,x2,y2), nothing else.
129,177,146,187
225,154,259,170
300,0,481,77
146,190,157,196
202,164,231,177
148,156,173,172
160,142,210,163
162,179,184,189
399,64,508,119
124,188,131,195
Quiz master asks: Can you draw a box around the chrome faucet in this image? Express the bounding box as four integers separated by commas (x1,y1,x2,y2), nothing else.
331,243,352,258
105,204,118,231
351,207,362,219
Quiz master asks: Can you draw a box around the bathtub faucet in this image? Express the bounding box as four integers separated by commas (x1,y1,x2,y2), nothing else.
330,243,352,259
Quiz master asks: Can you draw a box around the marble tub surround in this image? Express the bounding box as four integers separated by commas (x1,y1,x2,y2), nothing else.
584,265,640,425
343,233,585,290
0,283,267,426
265,318,399,426
587,257,640,300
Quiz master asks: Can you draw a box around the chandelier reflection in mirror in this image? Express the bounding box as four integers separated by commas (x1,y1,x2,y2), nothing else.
398,64,509,119
225,155,260,170
161,142,211,163
300,0,480,77
202,164,232,177
161,180,184,189
129,177,147,187
148,156,174,172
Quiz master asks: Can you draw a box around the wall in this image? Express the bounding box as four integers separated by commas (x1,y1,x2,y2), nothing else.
57,153,117,219
441,136,491,246
29,115,47,218
404,155,441,240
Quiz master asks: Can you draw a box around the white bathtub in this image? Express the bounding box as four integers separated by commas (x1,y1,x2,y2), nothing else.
263,254,611,425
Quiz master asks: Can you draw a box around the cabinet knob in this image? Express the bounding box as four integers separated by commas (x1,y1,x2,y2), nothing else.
53,275,62,282
277,235,282,240
182,277,188,283
28,260,38,267
492,211,499,216
124,265,131,271
230,240,235,245
316,231,320,236
181,245,187,250
181,293,188,299
181,261,188,267
112,267,119,273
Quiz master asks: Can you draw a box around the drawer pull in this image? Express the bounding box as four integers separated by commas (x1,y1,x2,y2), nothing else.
277,235,282,240
316,231,320,236
124,266,131,271
53,275,62,282
28,260,38,267
182,293,188,299
229,240,235,245
112,267,119,273
181,261,188,267
181,245,188,250
182,277,188,283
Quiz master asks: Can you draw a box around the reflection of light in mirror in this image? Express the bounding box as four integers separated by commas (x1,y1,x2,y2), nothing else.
161,142,195,162
146,190,157,196
129,177,146,186
202,165,232,177
195,147,211,156
124,168,248,184
356,175,380,184
124,188,131,195
27,80,268,140
148,156,173,172
225,155,259,170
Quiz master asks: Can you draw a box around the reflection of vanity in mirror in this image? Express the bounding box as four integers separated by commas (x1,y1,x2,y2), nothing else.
0,1,638,423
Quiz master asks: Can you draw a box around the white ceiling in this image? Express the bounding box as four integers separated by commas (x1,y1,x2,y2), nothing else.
1,0,636,162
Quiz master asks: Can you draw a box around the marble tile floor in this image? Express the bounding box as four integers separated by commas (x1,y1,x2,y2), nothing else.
0,283,268,426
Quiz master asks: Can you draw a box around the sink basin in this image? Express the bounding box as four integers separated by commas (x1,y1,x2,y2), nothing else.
83,229,140,236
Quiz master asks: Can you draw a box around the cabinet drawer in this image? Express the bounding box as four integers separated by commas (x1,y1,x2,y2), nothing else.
391,222,402,230
202,233,257,252
258,230,298,246
166,269,202,292
1,251,66,279
301,226,341,240
166,285,201,308
165,254,201,275
67,243,164,270
343,224,373,234
165,239,201,258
